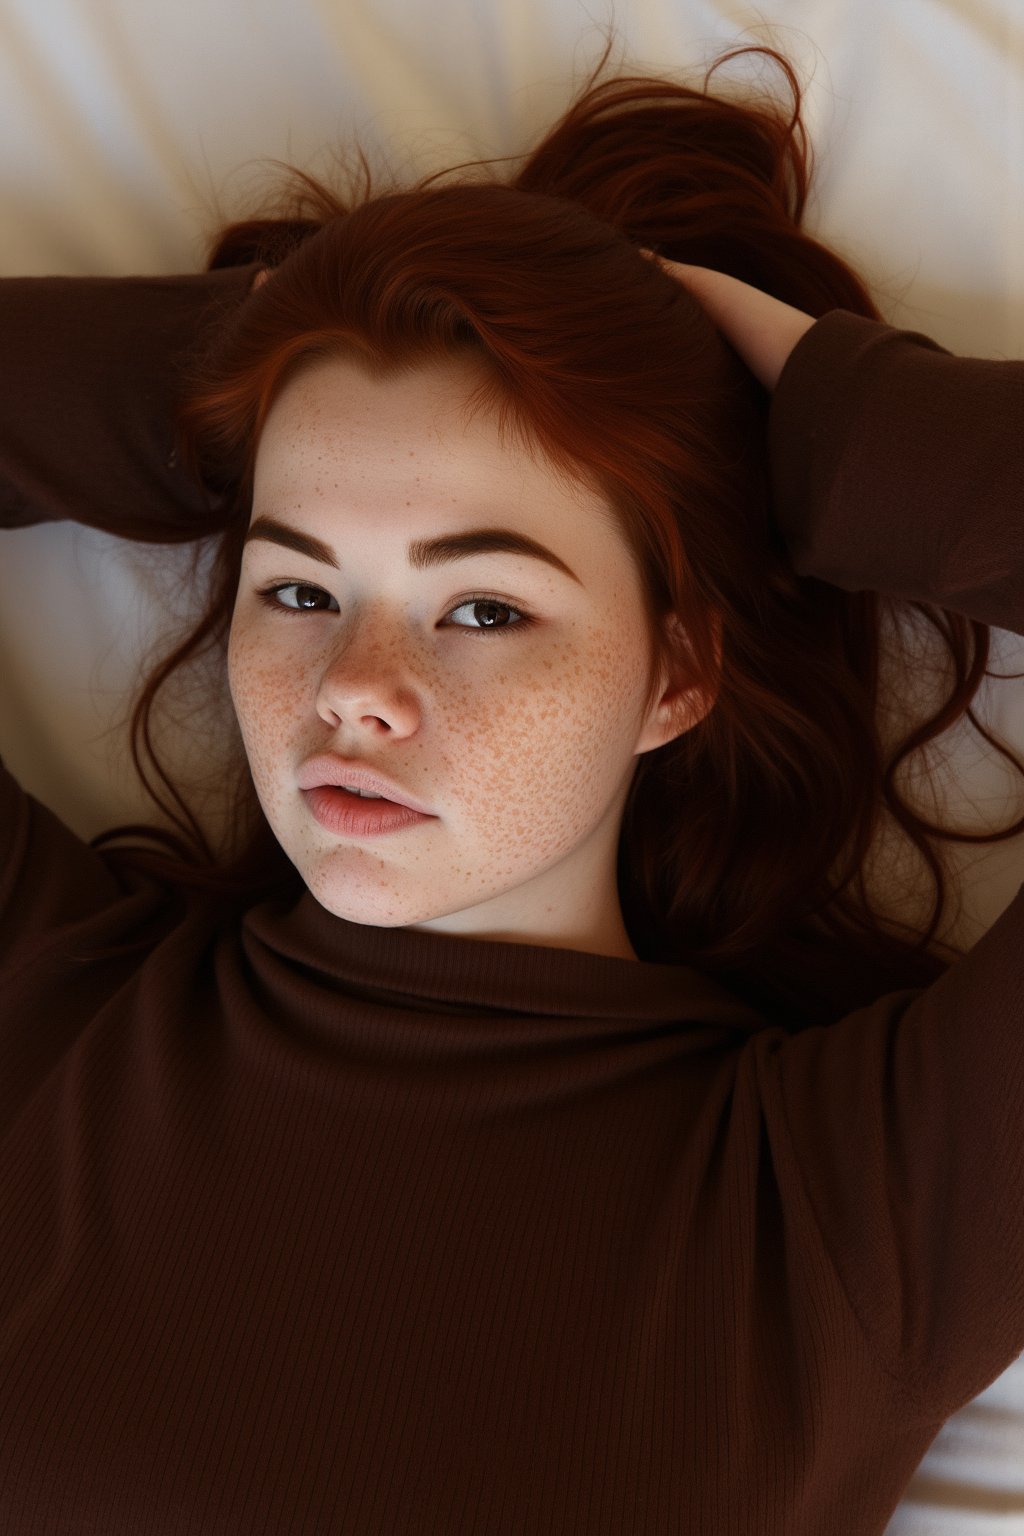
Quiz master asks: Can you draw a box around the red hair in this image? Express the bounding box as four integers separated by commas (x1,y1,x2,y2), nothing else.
92,35,1024,1028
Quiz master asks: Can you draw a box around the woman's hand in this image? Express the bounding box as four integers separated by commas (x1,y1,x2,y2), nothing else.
640,253,817,392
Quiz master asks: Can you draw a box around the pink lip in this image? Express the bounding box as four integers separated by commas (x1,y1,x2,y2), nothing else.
296,755,432,815
302,785,434,838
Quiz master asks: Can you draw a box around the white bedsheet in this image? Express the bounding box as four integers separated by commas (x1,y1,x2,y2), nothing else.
1,2,1023,1527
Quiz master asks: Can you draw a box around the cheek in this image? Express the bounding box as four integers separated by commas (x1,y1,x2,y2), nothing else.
443,631,645,846
227,621,305,782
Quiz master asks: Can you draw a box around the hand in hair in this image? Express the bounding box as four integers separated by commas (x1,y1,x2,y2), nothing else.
640,253,816,393
253,255,813,393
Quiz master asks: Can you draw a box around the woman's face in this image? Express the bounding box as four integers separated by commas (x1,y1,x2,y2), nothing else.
228,351,697,960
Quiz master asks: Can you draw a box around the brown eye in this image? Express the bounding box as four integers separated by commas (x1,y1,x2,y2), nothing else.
445,597,533,637
257,583,338,615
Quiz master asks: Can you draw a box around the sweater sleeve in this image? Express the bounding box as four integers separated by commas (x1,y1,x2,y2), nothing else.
769,307,1024,635
0,265,257,540
0,267,254,953
763,309,1024,1418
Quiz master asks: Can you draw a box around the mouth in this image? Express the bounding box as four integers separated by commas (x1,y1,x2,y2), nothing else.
296,756,433,816
302,784,435,837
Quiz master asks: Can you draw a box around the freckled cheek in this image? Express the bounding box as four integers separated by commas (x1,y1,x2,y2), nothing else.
444,639,639,840
226,626,307,792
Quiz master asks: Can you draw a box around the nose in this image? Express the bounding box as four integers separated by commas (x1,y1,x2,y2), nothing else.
313,619,424,737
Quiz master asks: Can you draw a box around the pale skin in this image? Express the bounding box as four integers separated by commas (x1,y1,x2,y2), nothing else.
229,350,706,962
232,263,816,960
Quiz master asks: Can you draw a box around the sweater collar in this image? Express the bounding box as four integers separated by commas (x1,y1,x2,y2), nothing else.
239,886,764,1036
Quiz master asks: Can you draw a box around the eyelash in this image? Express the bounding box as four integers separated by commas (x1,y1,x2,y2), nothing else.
254,582,535,638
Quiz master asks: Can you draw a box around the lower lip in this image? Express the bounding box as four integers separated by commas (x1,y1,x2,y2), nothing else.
301,785,434,837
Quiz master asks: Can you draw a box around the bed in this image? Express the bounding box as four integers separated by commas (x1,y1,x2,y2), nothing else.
1,0,1022,1527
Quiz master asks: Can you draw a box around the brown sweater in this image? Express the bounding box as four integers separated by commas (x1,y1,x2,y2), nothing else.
1,272,1023,1534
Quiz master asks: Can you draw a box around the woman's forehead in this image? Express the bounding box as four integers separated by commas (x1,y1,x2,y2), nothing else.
255,354,598,519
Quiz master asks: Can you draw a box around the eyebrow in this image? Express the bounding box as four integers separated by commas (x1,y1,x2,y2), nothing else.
243,515,582,586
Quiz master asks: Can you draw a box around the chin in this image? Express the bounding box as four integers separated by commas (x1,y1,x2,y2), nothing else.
300,850,533,935
308,889,413,927
301,870,441,929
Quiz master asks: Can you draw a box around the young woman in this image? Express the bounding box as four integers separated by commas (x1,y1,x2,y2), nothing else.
1,42,1022,1535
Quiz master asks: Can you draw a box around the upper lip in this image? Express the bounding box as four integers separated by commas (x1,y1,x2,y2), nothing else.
297,756,434,815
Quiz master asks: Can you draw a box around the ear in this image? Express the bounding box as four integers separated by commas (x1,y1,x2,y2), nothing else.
634,609,722,755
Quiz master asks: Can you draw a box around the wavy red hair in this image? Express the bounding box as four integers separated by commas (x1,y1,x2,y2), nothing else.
91,35,1024,1028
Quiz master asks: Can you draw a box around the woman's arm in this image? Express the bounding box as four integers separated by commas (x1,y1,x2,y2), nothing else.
0,267,255,953
640,254,816,390
651,257,1024,639
0,267,257,542
660,264,1024,1415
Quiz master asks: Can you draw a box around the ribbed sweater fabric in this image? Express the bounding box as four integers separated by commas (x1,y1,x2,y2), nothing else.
1,271,1023,1534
